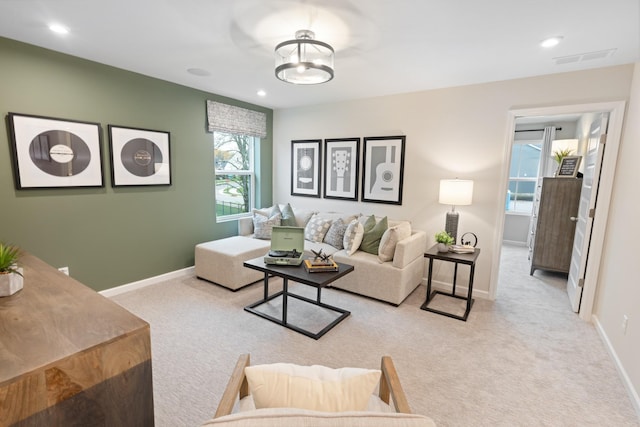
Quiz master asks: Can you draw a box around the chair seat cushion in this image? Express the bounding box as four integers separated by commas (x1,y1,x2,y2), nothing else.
202,408,437,426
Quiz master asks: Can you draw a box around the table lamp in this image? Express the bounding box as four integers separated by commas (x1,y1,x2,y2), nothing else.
439,179,474,244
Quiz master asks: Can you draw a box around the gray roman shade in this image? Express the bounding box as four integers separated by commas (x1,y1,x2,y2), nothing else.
206,100,267,138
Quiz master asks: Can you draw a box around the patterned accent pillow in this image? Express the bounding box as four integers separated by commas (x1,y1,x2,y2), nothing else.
253,212,282,239
304,214,333,243
343,219,365,256
280,203,297,226
323,218,347,249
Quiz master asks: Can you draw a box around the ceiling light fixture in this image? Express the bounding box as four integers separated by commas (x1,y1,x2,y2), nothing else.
541,36,563,48
275,30,334,85
48,24,69,34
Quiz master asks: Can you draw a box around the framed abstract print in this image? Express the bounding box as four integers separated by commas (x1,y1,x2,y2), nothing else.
108,125,171,186
7,112,103,189
361,135,406,205
323,138,359,201
291,139,321,197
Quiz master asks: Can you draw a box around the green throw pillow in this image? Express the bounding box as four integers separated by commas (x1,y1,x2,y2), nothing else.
359,216,388,254
281,203,297,226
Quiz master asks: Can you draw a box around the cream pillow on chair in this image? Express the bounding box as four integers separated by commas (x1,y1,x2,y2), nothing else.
244,363,381,412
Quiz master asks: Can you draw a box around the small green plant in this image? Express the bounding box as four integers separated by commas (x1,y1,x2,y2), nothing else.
553,148,573,164
435,231,454,245
0,243,22,276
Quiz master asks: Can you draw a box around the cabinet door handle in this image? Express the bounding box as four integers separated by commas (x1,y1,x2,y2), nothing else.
570,216,578,222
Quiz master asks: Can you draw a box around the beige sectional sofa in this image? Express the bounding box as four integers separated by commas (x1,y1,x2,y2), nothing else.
233,204,427,305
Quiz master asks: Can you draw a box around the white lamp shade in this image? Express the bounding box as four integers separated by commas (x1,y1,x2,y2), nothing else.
439,179,474,206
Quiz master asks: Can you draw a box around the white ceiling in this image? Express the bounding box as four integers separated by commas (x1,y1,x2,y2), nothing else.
0,0,638,110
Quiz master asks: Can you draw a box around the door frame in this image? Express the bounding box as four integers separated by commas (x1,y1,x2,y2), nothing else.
489,101,626,321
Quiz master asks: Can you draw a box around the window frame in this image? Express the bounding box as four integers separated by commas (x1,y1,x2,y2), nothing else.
214,132,257,223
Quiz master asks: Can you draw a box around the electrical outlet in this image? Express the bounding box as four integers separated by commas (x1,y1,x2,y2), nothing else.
622,315,629,334
58,266,69,276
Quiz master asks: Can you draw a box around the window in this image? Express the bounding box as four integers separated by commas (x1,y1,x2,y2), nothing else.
507,141,542,213
214,132,256,221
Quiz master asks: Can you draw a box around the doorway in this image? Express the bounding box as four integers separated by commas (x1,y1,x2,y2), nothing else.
490,101,626,321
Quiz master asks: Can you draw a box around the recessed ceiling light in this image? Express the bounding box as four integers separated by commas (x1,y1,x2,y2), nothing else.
541,36,563,48
257,90,266,97
49,24,69,34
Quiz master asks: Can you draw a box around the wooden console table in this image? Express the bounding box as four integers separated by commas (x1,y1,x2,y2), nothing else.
0,252,154,426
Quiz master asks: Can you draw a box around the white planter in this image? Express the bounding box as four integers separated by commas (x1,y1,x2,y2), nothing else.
437,243,450,253
0,267,24,297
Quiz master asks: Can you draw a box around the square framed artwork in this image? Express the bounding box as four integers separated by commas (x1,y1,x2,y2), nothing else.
361,135,406,205
291,139,321,197
7,112,104,189
108,125,171,186
323,138,360,201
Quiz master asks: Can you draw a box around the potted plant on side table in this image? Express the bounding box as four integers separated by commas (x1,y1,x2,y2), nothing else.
0,243,24,297
435,231,454,253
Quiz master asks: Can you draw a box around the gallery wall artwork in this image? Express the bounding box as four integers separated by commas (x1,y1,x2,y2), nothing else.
323,138,360,201
361,135,406,204
7,112,104,189
291,139,321,197
108,125,171,186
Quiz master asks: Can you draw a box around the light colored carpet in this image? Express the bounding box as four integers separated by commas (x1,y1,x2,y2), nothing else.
111,244,639,426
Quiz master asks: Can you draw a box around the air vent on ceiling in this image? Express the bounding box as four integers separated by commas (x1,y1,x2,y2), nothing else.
554,48,617,65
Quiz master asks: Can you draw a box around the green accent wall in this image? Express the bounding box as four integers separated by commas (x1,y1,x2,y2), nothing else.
0,37,273,291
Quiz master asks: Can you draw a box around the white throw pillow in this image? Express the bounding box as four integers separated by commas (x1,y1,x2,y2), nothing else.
245,363,381,412
304,214,333,243
378,222,412,262
253,210,282,239
343,219,365,256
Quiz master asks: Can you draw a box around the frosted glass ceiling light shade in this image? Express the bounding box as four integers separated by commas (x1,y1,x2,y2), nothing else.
275,30,334,85
439,179,474,244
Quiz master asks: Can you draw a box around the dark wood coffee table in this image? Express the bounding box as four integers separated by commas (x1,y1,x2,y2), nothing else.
243,256,354,339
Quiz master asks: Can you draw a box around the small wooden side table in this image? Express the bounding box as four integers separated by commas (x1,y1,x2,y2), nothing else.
421,245,481,321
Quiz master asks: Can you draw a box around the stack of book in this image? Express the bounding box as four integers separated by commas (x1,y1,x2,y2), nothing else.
304,258,339,273
449,245,475,254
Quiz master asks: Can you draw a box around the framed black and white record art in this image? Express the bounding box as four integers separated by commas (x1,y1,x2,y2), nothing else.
291,139,321,197
323,138,360,201
108,125,171,187
7,113,104,189
362,135,406,205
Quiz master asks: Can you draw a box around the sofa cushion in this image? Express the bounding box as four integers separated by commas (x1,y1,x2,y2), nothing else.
378,221,412,262
244,363,380,412
343,219,365,256
253,210,282,240
360,216,388,255
291,207,316,227
304,214,333,243
323,218,348,249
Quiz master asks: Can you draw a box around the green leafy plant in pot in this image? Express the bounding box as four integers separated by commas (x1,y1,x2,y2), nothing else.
0,243,24,297
435,231,454,252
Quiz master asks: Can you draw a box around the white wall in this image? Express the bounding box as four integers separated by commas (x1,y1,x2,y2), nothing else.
594,63,640,414
272,65,633,297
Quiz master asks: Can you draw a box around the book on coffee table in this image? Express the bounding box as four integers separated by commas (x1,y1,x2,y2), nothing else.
304,259,339,273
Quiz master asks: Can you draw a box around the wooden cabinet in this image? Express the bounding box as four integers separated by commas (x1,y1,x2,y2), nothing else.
0,253,154,426
529,177,582,275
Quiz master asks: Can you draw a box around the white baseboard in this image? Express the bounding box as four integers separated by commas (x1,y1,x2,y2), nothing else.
593,314,640,419
100,266,195,298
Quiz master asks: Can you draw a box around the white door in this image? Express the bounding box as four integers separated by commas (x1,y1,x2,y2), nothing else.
566,114,608,312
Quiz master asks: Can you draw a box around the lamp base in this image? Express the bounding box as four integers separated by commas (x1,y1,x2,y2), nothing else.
445,211,459,244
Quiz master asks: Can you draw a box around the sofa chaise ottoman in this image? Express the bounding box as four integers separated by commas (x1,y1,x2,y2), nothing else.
195,236,270,290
